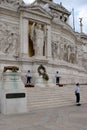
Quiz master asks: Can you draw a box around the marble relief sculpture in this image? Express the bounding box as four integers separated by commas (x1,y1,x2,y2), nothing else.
51,35,78,63
51,33,60,59
31,23,45,56
0,21,19,55
59,41,64,60
51,41,58,59
0,0,22,5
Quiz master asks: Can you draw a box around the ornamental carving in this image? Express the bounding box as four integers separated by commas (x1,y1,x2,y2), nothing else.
51,34,78,64
60,37,77,63
0,21,19,56
51,33,60,59
30,22,46,56
51,41,58,59
0,0,24,7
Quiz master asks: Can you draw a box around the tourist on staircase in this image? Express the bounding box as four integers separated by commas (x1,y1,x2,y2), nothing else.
26,70,32,84
75,83,81,106
55,71,60,85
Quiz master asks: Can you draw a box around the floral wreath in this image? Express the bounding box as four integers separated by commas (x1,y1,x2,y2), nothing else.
37,64,49,81
38,64,46,75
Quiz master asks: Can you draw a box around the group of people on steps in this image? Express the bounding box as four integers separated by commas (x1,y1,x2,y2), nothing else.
26,70,81,106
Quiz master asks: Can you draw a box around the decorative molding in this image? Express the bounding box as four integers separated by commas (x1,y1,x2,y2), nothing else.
19,5,52,19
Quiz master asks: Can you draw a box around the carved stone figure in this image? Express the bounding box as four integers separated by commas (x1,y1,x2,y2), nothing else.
11,33,18,55
31,23,45,56
68,46,75,63
69,53,75,63
63,44,68,61
3,33,13,53
59,38,64,60
0,21,19,55
51,41,58,59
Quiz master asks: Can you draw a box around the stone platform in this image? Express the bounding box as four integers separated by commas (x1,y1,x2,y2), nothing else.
0,103,87,130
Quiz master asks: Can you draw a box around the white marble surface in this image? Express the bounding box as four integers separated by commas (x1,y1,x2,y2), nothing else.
0,0,87,87
0,72,27,114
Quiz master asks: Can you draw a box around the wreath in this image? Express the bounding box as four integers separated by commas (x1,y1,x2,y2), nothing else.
37,64,49,81
38,64,46,75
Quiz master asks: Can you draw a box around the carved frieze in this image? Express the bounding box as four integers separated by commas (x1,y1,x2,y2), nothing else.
0,0,24,8
51,33,78,64
0,20,19,56
51,32,60,59
60,37,77,64
51,41,58,59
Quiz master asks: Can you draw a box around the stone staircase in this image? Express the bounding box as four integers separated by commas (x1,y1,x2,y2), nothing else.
26,85,87,111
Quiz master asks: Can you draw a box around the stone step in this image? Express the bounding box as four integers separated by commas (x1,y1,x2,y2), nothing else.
28,102,75,111
27,100,75,107
27,93,87,102
26,85,87,111
28,99,87,111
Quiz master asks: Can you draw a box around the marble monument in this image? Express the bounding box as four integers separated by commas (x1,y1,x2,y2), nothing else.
0,0,87,86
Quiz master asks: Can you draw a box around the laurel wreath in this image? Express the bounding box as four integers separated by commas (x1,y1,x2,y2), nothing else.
37,65,49,81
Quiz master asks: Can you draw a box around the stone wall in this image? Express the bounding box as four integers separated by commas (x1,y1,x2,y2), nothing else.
0,0,87,85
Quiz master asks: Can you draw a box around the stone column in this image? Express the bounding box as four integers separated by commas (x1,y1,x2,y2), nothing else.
46,25,52,59
20,18,29,58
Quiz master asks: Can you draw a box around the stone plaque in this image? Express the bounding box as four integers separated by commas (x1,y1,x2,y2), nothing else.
6,93,25,99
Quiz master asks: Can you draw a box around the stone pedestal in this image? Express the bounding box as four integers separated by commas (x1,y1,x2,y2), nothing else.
0,72,27,114
35,76,48,87
35,76,55,87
